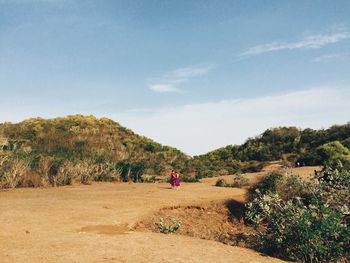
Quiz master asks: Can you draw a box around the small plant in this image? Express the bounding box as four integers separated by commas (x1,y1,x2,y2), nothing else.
158,217,181,234
232,173,249,188
215,175,249,188
215,178,228,187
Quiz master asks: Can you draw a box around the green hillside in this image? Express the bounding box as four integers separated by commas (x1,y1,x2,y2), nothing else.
0,115,189,187
186,124,350,177
1,115,349,188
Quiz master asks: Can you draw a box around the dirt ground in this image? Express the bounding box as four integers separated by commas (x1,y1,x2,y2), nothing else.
0,166,318,263
134,200,256,248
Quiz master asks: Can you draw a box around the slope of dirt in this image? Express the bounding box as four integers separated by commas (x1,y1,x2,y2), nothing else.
134,200,256,248
0,178,285,263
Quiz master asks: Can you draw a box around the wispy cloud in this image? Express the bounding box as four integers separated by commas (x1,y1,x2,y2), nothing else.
312,52,350,63
148,63,216,93
165,63,216,83
148,84,182,93
115,87,350,155
241,30,350,56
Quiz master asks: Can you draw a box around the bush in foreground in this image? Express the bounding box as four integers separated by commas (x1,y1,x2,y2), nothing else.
246,191,349,262
245,165,350,262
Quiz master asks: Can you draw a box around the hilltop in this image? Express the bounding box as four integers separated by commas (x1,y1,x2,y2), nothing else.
187,124,350,177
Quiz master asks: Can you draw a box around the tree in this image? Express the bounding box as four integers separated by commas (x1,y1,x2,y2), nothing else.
316,141,350,168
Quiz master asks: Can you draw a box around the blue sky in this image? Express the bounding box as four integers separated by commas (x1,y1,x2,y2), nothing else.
1,0,350,155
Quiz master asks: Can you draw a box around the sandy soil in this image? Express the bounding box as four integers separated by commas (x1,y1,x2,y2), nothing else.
134,200,256,248
0,166,317,263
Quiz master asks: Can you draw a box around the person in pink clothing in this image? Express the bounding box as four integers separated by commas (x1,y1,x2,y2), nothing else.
173,171,181,189
169,170,176,188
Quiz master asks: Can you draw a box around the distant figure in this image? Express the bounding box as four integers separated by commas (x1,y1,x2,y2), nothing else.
169,170,176,188
174,172,181,189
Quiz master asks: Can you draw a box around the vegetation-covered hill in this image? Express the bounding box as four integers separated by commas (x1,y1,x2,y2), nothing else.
0,115,189,187
0,115,349,188
186,124,350,177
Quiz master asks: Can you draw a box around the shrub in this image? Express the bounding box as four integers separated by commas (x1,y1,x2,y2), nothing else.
55,161,74,186
215,174,249,188
181,176,200,183
158,217,181,234
93,172,117,182
218,169,229,176
255,172,284,195
245,164,350,262
232,173,249,188
215,178,228,187
20,171,42,187
73,160,95,185
241,161,264,173
0,157,29,188
116,161,145,182
142,175,156,183
245,191,349,262
53,160,96,186
316,160,350,189
282,153,298,167
255,172,307,201
93,163,121,182
277,174,307,201
37,156,55,186
196,170,214,178
317,141,350,168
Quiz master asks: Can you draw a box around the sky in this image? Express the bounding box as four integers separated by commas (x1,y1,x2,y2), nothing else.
0,0,350,155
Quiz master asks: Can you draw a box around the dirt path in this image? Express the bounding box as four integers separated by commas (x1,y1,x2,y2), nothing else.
1,167,316,262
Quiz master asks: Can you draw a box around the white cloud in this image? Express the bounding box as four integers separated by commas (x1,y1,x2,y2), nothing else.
113,87,350,156
148,84,182,93
166,63,216,82
148,63,216,93
241,31,350,56
312,52,350,63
